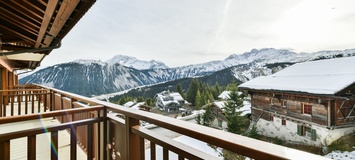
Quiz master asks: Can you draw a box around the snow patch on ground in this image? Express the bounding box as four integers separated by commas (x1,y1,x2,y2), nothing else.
325,150,355,160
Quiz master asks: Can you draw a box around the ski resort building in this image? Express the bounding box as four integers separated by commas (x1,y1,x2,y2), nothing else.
239,56,355,146
155,91,185,112
0,1,327,160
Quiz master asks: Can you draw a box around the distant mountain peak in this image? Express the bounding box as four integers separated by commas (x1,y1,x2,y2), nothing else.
106,54,169,70
73,59,105,65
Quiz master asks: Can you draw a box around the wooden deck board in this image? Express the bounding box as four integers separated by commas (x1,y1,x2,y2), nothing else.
0,101,87,160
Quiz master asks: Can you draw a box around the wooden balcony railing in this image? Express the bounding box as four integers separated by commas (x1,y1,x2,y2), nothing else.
0,84,329,160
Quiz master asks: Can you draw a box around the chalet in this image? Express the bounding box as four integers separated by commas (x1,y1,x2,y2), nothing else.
155,91,185,112
239,56,355,146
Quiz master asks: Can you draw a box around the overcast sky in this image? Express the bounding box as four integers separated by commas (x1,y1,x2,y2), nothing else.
41,0,355,68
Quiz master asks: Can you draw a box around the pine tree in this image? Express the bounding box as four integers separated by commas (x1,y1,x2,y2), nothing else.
176,84,185,98
201,104,214,126
195,113,202,125
224,85,246,134
186,79,200,105
195,90,202,109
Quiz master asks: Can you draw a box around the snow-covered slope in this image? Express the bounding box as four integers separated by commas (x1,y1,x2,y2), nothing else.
106,55,169,69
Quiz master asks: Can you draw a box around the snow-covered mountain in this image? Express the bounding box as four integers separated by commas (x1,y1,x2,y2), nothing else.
105,55,169,69
20,48,355,96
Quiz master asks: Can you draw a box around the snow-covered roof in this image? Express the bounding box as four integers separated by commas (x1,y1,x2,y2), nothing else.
170,92,184,101
131,102,145,110
156,91,185,105
239,56,355,95
218,91,230,99
212,101,251,116
123,101,135,108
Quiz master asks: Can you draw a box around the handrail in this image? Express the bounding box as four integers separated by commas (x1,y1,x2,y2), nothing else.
0,117,103,142
132,125,220,160
34,84,329,160
0,105,104,124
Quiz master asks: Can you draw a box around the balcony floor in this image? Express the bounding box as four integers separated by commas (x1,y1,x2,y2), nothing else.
0,101,87,160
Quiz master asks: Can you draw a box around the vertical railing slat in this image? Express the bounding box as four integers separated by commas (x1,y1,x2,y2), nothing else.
151,142,156,160
51,131,59,160
0,93,3,117
163,148,169,160
31,94,35,114
37,93,41,113
28,135,36,160
10,95,14,116
140,137,145,160
71,127,77,160
44,93,47,112
178,155,184,160
25,93,28,114
18,95,21,115
87,123,94,160
0,140,10,160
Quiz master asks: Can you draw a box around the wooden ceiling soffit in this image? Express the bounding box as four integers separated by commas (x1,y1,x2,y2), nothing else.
0,24,36,44
43,0,80,47
35,0,59,48
0,1,41,24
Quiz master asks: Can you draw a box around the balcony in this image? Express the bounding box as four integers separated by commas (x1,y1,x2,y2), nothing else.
0,84,328,160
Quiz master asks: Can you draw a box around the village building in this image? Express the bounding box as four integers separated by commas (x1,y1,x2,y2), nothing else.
239,56,355,146
155,91,185,112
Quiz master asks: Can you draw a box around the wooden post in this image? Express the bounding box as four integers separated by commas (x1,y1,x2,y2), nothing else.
125,117,141,160
87,123,94,160
0,92,2,117
150,142,156,160
140,137,145,160
0,140,10,160
71,127,77,160
28,135,36,160
51,131,58,160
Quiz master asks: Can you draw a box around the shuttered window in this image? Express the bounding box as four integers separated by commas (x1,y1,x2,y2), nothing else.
302,104,312,115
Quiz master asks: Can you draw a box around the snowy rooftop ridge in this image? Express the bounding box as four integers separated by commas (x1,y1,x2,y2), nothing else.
239,56,355,95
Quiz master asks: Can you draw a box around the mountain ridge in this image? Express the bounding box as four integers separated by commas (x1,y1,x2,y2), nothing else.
20,48,355,96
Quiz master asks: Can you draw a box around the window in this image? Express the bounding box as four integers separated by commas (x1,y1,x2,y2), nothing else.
282,100,287,108
282,119,286,126
270,115,274,121
297,125,317,141
302,103,312,115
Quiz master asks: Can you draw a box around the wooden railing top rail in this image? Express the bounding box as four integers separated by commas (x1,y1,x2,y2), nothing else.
0,105,104,124
0,89,50,92
0,117,103,142
33,84,328,160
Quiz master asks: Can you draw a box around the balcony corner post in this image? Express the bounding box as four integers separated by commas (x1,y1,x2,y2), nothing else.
125,116,141,160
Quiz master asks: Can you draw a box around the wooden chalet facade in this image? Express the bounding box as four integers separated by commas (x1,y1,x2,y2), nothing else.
239,56,355,146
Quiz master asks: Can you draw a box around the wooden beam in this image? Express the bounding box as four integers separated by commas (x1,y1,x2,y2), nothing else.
0,24,36,44
35,0,59,48
12,1,43,20
0,1,41,24
0,6,40,31
23,1,46,14
43,0,80,46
